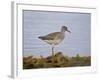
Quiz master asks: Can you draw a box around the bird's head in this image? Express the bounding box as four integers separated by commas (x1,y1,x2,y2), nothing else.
61,26,71,33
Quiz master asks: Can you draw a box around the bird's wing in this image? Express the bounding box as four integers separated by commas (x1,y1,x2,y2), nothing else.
39,32,60,40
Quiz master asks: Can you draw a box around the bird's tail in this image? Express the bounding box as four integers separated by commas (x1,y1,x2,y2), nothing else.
38,36,44,40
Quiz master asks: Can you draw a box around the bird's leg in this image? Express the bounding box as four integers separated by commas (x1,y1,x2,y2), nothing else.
51,45,55,65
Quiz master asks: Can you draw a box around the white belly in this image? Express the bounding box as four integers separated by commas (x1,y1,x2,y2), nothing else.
44,39,62,45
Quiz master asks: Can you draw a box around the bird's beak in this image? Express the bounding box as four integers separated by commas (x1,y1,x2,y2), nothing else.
67,30,71,33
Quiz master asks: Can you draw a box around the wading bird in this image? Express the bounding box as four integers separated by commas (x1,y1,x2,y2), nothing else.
38,26,71,65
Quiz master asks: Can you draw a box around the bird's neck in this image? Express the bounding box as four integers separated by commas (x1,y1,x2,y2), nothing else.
61,30,65,37
61,29,66,33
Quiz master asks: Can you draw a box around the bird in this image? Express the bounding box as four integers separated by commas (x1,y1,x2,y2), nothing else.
38,26,71,65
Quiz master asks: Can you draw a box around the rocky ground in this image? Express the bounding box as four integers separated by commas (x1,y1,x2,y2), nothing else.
23,52,91,69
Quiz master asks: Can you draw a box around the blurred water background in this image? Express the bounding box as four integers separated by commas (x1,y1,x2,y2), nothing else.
23,10,91,57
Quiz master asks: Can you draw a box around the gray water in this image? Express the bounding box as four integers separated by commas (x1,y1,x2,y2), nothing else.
23,10,91,57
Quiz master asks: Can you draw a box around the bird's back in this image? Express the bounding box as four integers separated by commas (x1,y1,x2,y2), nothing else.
38,32,62,40
38,32,65,45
